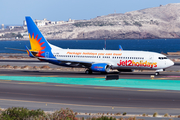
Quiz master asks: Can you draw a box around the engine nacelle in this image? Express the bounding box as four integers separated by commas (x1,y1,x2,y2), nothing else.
91,63,110,73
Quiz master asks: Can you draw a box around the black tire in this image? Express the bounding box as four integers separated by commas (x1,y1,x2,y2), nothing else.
155,72,159,76
85,70,92,74
85,70,89,74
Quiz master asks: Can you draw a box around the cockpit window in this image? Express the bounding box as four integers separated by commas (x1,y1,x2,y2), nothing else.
158,57,167,60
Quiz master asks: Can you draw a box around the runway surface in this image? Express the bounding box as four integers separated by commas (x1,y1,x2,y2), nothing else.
1,79,180,115
0,59,180,116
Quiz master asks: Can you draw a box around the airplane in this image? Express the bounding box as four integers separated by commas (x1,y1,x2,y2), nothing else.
14,16,175,75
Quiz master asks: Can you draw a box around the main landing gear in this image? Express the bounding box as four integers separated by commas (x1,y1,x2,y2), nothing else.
85,70,92,74
155,72,159,76
155,69,164,76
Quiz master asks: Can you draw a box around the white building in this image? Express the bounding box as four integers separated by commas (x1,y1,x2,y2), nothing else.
21,32,28,36
1,24,4,30
0,33,4,36
56,21,65,24
50,21,56,25
23,18,51,27
23,18,75,28
68,18,75,23
7,26,22,30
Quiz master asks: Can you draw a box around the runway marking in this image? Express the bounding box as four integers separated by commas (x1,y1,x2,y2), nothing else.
166,76,180,77
55,85,83,87
155,78,170,80
0,74,8,76
0,80,12,81
94,87,123,89
0,75,180,91
1,81,180,95
138,90,165,92
41,76,60,77
18,82,46,84
0,98,180,110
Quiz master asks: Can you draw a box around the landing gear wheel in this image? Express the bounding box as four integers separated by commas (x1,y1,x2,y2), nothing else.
155,72,159,76
85,70,92,74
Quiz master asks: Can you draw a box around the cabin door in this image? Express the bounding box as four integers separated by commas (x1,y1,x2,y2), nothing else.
149,55,154,63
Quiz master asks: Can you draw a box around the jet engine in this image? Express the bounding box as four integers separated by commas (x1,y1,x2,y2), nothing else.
91,63,110,73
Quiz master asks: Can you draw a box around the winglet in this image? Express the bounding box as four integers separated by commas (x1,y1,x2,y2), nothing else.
25,46,35,58
119,45,123,51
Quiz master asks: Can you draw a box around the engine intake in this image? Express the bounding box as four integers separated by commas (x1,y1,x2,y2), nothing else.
91,63,110,73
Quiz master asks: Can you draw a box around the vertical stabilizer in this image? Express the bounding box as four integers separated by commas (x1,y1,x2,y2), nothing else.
25,16,52,57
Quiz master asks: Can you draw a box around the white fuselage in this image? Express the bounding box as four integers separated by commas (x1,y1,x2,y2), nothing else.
51,47,174,70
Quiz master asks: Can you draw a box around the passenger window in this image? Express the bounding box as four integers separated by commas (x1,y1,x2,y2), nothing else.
159,57,167,60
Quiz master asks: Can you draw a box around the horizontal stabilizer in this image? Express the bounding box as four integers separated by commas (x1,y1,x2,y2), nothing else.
25,46,35,58
5,47,27,52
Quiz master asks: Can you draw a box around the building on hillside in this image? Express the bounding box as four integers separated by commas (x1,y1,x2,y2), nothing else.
20,32,28,36
23,18,51,27
0,33,4,37
23,18,75,29
68,18,75,23
50,21,56,25
35,18,51,26
1,24,4,30
56,21,65,24
7,26,23,30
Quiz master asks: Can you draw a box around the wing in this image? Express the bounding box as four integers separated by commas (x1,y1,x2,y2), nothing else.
38,57,93,67
5,47,27,52
37,57,94,68
38,57,113,68
26,47,113,68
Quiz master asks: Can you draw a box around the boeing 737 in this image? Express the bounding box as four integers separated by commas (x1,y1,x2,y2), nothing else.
20,16,174,75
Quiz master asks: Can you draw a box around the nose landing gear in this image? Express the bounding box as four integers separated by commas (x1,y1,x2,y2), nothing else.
155,69,164,76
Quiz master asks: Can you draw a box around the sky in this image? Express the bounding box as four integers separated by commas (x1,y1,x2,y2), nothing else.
1,0,180,25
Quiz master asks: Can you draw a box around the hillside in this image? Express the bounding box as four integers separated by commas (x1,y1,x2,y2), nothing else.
3,3,180,40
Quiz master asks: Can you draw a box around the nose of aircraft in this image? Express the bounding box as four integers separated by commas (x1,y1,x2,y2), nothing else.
168,60,174,67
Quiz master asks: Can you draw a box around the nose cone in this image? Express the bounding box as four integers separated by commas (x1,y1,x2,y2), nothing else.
168,60,174,67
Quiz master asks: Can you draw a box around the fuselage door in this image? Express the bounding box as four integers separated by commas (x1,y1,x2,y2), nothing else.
149,55,154,63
